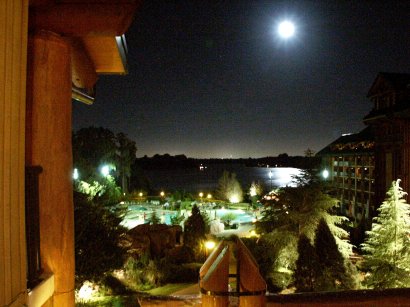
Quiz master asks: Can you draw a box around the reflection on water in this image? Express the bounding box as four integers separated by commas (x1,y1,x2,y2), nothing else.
144,166,302,192
121,167,301,229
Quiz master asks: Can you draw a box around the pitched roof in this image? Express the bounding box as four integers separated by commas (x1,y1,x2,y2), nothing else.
367,72,410,97
316,127,374,156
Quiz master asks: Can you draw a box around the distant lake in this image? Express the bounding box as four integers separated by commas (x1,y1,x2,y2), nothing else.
142,163,302,192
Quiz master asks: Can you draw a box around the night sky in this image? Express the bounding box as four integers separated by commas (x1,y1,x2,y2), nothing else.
73,1,410,158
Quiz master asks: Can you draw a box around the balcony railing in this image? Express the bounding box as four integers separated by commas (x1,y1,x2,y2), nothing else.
25,166,43,289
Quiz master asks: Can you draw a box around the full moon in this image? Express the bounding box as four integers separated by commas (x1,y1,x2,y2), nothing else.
278,20,295,39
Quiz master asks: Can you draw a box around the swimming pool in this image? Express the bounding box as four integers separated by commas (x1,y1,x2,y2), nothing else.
120,205,255,229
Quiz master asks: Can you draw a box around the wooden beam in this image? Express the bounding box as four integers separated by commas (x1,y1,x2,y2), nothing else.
69,37,98,89
29,2,140,36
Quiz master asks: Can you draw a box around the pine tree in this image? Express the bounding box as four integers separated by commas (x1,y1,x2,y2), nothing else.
257,171,353,290
184,205,206,249
314,218,354,291
294,234,317,292
259,171,352,256
361,180,410,289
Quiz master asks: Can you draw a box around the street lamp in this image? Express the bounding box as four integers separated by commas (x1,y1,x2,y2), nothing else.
100,165,110,177
199,192,204,204
205,240,216,258
73,168,79,180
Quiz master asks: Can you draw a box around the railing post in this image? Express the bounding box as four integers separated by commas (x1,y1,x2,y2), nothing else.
200,243,230,307
237,238,266,307
25,166,43,289
199,238,266,306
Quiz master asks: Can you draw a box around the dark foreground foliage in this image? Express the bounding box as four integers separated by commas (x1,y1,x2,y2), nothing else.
74,192,126,285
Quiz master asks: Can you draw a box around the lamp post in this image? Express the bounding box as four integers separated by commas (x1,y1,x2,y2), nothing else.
205,240,216,258
73,168,79,180
199,192,204,204
101,165,110,177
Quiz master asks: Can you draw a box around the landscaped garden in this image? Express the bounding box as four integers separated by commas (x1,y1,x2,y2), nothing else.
72,128,410,306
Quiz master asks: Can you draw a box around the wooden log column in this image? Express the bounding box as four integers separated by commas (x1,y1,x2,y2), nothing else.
26,30,74,307
0,0,28,305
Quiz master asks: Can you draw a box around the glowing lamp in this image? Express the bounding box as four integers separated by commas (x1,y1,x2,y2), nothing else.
100,165,110,177
229,195,240,203
250,186,257,197
205,241,216,250
73,168,79,180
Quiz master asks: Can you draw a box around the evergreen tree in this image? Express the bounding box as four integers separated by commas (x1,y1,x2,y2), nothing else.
361,180,410,289
184,205,207,255
115,132,137,193
74,192,126,284
294,234,317,292
255,171,352,290
314,218,354,291
258,171,351,254
72,127,117,180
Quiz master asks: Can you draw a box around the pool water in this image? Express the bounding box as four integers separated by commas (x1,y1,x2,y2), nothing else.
120,205,255,229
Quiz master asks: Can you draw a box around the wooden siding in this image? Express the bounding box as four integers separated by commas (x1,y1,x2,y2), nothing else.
0,0,29,306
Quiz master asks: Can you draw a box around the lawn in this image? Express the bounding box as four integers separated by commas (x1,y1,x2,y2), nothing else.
146,283,195,296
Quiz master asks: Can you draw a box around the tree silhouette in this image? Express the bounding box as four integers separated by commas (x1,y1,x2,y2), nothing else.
294,234,317,292
115,132,137,193
314,218,354,291
184,205,207,252
73,127,117,180
216,170,243,202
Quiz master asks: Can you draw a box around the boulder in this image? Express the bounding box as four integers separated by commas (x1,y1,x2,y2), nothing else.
127,224,183,258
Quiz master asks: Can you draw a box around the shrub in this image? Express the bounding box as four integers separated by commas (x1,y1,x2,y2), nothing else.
170,212,185,225
159,260,201,283
123,257,162,290
165,245,195,264
220,213,237,228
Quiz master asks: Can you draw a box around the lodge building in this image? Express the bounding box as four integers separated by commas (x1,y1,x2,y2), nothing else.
318,72,410,238
317,128,375,224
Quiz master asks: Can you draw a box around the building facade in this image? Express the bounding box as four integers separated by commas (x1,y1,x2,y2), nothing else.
317,128,375,227
363,72,410,207
318,72,410,243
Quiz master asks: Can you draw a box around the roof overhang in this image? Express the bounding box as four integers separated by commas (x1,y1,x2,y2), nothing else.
29,0,141,104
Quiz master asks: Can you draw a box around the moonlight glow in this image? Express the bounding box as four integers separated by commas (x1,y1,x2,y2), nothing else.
278,20,295,39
